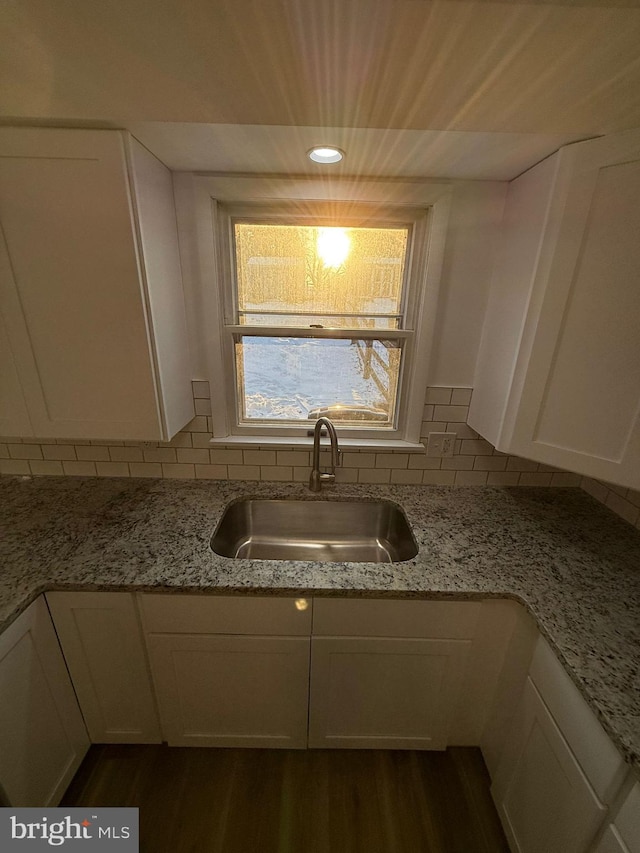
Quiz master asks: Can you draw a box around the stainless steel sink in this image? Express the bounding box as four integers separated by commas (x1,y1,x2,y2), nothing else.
210,499,418,563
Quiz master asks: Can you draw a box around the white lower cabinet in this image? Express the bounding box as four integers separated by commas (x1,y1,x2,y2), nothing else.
491,637,627,853
2,589,633,826
595,829,630,853
309,636,469,749
46,592,161,744
139,594,312,748
308,598,480,749
492,676,606,853
0,598,89,806
591,780,640,853
594,828,633,853
137,595,541,754
146,634,310,748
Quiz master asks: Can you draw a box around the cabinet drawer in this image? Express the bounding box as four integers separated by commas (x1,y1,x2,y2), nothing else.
139,594,312,636
312,598,480,638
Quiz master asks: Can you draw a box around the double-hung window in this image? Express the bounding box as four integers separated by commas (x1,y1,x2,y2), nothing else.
213,200,442,444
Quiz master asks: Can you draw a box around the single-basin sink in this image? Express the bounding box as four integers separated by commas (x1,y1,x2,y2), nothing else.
210,499,418,563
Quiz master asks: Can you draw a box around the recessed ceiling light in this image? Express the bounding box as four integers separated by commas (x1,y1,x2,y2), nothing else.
308,146,344,164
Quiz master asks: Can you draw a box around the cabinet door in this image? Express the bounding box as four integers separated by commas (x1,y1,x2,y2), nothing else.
593,781,640,853
308,636,470,749
46,592,161,744
0,308,31,436
592,827,631,853
615,782,640,853
503,130,640,488
492,677,606,853
0,127,162,440
146,634,310,748
0,598,89,806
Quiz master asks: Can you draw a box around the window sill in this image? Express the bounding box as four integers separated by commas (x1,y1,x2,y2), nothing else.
209,436,426,453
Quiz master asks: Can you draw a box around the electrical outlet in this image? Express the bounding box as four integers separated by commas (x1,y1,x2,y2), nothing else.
426,431,456,458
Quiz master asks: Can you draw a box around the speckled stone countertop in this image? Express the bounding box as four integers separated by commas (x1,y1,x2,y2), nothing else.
1,476,639,771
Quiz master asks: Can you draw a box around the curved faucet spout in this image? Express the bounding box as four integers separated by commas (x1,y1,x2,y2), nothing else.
309,417,341,492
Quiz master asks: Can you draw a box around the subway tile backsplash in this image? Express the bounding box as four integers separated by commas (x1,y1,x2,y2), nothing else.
0,380,591,487
581,477,640,529
1,381,638,530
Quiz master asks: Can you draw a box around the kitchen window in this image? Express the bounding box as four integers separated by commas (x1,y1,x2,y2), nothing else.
197,185,451,447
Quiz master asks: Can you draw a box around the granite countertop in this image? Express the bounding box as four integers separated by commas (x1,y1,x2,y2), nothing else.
1,475,639,771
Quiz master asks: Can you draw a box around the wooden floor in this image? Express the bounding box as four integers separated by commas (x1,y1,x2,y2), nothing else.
62,745,509,853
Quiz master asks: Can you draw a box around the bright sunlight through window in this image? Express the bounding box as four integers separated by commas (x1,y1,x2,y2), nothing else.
230,221,410,429
316,227,350,268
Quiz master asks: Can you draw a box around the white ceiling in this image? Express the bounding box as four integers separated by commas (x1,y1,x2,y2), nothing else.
2,0,639,180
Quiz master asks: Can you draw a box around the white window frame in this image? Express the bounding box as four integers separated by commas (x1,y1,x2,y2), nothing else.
183,175,452,449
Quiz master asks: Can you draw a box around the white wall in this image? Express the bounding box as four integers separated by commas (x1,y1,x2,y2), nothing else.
428,181,507,387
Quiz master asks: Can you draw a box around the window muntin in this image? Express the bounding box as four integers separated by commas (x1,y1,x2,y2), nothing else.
219,205,426,438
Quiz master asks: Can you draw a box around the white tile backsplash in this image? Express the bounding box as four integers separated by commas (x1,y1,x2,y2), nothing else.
28,460,63,476
42,445,76,461
109,446,143,463
161,463,196,479
62,460,96,477
194,464,228,480
424,387,452,405
433,405,469,422
582,477,640,529
76,445,110,461
2,383,634,525
0,459,31,475
129,462,163,478
95,461,129,477
176,448,210,465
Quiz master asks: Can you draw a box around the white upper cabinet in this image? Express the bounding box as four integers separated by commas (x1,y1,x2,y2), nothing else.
469,129,640,489
0,127,193,441
0,310,31,436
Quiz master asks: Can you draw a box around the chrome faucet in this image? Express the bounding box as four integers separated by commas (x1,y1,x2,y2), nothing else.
309,417,341,492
